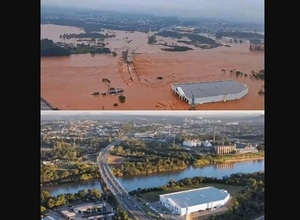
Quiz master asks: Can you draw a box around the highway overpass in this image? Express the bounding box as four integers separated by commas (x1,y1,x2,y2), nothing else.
97,141,155,220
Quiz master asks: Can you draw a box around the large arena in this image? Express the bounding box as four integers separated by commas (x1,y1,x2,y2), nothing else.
171,80,248,105
159,186,230,216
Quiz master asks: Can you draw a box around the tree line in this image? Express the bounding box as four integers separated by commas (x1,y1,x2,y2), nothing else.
41,38,112,57
215,31,264,40
41,38,70,56
109,139,263,176
41,188,101,211
129,172,264,220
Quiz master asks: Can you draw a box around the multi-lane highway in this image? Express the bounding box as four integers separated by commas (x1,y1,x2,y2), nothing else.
97,141,155,220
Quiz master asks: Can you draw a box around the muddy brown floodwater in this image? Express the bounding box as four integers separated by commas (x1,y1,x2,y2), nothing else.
41,24,264,110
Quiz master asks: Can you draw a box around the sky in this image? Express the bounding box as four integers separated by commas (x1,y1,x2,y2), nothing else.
41,0,264,24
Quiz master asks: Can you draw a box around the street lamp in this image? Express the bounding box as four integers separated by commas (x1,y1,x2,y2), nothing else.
184,202,189,220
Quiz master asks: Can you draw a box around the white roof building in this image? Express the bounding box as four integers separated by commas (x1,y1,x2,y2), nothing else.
159,186,230,215
171,80,248,105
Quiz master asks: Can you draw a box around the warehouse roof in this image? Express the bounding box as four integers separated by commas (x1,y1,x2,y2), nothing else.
172,80,247,99
160,186,229,208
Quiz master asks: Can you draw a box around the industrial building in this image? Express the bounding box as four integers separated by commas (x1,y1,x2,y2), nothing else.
60,201,115,220
235,142,258,154
215,145,236,154
159,186,230,216
171,80,248,105
183,139,201,147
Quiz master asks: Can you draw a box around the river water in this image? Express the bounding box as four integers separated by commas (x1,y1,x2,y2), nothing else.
42,159,264,196
41,24,264,110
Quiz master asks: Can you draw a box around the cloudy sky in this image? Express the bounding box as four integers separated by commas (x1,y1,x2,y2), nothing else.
41,0,264,24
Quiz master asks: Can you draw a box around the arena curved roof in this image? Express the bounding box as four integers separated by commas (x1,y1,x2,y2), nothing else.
172,80,247,99
160,186,230,208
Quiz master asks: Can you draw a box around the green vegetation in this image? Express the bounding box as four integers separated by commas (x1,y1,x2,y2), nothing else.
114,209,133,220
41,38,112,57
41,139,109,184
135,183,244,203
104,188,133,220
109,139,264,176
193,152,264,166
110,139,192,176
129,172,264,220
147,35,157,44
70,45,111,55
207,175,264,220
119,95,126,103
155,31,184,39
41,161,100,184
155,31,218,47
60,32,115,39
215,31,264,40
41,189,101,210
41,205,46,214
41,187,131,220
186,33,218,46
41,38,70,56
256,144,264,151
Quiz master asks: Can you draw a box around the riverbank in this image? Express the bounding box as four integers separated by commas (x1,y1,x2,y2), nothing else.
41,159,264,195
222,156,264,163
108,153,264,177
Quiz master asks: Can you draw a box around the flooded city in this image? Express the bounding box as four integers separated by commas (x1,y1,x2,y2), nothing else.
41,24,264,110
40,2,265,220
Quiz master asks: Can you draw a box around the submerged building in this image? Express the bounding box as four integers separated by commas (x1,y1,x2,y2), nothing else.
171,80,248,105
159,186,230,215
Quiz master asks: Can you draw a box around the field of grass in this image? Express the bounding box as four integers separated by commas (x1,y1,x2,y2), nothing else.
222,152,264,160
138,183,244,203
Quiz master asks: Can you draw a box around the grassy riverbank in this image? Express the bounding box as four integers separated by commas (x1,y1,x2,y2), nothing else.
193,152,264,166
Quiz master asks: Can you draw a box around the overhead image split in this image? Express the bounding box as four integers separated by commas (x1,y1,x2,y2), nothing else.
40,1,265,220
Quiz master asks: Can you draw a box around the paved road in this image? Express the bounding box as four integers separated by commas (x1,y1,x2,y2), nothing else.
98,141,155,220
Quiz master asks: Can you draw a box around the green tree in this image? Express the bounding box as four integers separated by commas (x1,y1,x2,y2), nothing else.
56,194,66,206
47,198,56,209
89,188,101,198
147,35,157,44
117,145,123,153
41,206,46,214
41,191,52,202
119,95,126,103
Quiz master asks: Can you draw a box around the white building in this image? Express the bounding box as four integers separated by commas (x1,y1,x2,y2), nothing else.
159,186,230,216
171,80,248,105
183,140,201,147
202,140,212,148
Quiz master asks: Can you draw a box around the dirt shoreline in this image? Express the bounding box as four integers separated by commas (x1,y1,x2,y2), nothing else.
222,157,264,163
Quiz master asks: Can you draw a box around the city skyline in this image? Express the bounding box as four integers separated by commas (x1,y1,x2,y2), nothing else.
41,110,264,118
41,0,264,24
